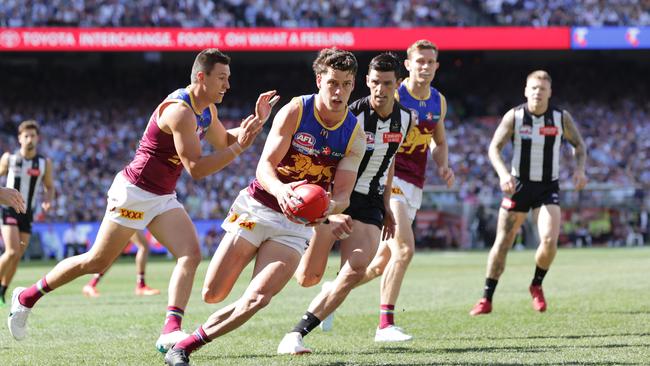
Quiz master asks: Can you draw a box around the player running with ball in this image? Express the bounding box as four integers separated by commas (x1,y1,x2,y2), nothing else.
164,47,366,366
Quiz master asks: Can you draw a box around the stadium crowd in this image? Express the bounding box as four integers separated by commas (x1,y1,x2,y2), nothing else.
1,0,648,28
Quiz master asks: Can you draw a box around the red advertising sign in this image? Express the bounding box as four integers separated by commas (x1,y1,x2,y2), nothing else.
0,27,570,51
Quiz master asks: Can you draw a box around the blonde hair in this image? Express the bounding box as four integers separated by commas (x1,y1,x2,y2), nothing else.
526,70,552,85
406,39,438,59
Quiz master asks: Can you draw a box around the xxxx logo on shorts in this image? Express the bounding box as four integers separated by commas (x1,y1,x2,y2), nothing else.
391,187,404,195
238,221,256,231
119,208,144,220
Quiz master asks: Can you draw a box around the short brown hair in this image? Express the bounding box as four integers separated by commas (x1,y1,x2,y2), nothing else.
312,48,358,76
526,70,552,85
18,120,39,135
406,39,438,59
191,48,231,83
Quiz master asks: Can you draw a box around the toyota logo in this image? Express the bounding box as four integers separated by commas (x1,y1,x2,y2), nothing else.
0,30,21,48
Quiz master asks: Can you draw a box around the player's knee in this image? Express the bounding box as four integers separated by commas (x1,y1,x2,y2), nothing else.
368,264,385,278
244,291,273,312
394,244,414,263
177,249,202,268
202,287,228,304
3,248,20,260
539,235,557,248
343,265,367,285
296,272,321,287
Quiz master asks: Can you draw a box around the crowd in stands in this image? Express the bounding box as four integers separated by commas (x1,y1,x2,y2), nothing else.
1,0,648,28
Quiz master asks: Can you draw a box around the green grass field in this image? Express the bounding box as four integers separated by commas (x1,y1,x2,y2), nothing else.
1,247,649,365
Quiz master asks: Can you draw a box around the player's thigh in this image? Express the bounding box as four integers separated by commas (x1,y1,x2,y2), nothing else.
147,208,200,258
297,224,336,279
385,200,415,253
494,208,528,243
203,233,258,293
339,220,381,269
535,204,561,242
251,240,302,296
86,218,138,264
1,225,21,253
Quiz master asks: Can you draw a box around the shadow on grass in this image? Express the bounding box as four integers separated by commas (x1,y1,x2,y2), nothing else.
450,332,650,341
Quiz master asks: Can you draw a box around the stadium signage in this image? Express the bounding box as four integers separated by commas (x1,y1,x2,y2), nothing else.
572,27,649,49
0,27,570,51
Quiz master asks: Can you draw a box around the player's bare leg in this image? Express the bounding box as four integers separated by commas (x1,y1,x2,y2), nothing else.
148,208,202,352
374,200,414,341
294,223,338,287
9,219,135,340
0,227,28,305
166,240,300,364
470,209,527,316
132,231,159,296
356,240,391,287
201,234,258,304
278,221,380,353
529,204,561,312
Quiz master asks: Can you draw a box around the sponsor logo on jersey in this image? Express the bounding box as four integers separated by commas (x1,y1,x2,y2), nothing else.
519,125,533,139
539,126,559,136
119,208,144,220
321,146,331,156
27,168,41,176
227,213,239,223
426,112,434,121
239,220,256,231
383,132,403,143
501,197,516,210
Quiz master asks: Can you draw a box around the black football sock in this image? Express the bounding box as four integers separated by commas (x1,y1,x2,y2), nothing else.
483,278,498,302
291,311,321,337
531,266,548,286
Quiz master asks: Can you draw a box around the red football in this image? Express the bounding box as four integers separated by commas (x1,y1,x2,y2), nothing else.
289,184,329,224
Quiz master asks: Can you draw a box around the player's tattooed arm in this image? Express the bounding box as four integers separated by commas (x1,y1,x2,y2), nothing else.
562,110,588,190
489,109,516,195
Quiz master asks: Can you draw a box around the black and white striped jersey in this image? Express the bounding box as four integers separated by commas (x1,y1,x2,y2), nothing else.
349,96,413,197
511,104,564,182
5,151,46,214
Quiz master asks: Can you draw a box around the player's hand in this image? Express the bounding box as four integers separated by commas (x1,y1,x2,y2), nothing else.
499,173,516,195
438,166,455,188
255,90,280,124
329,214,353,240
382,206,396,241
0,187,25,214
573,171,587,191
237,114,263,149
272,180,307,224
41,199,52,213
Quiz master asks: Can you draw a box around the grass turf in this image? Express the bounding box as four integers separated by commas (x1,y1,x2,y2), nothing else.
1,247,649,365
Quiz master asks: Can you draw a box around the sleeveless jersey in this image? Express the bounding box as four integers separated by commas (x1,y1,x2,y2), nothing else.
123,88,216,195
349,96,412,198
393,79,446,188
511,103,564,182
248,94,359,212
5,151,46,214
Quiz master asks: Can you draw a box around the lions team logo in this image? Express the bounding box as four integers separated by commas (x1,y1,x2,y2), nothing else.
398,126,432,154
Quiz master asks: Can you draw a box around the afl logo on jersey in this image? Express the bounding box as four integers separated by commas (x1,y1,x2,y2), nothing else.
519,125,533,139
365,132,375,151
27,168,41,176
293,132,315,148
